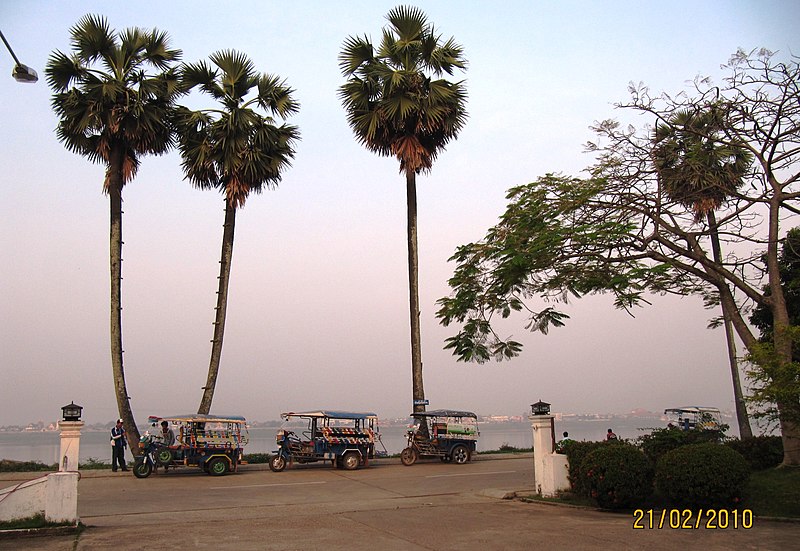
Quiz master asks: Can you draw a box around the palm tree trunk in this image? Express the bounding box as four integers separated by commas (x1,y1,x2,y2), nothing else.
108,148,140,452
198,200,236,414
406,171,426,417
707,212,753,439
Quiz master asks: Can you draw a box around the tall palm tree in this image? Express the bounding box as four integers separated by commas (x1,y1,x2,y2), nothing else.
175,50,299,414
339,6,468,416
46,15,182,447
653,107,754,438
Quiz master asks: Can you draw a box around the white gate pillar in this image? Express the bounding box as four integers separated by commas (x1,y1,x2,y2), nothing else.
529,414,569,497
57,420,84,472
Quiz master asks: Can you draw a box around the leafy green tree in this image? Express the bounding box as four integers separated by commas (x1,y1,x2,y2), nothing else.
46,15,182,446
750,228,800,342
652,107,754,438
748,228,800,428
437,49,800,465
175,50,299,414
339,5,468,414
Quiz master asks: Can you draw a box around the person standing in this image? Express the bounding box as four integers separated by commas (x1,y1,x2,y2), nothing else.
111,418,128,471
160,420,176,447
555,431,572,454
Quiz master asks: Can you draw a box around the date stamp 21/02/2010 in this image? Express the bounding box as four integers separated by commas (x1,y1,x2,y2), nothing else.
633,509,753,530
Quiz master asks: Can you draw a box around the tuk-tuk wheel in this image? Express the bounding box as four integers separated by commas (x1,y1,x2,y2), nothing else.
269,455,287,472
133,459,152,479
342,451,360,471
451,444,470,464
156,449,173,466
400,447,417,466
207,457,229,476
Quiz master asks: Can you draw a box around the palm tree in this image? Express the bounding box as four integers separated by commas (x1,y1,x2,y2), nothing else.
175,50,299,414
652,107,754,438
46,15,182,447
339,6,468,417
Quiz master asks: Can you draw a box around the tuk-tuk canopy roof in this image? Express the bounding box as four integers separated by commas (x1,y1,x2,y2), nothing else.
664,407,721,415
280,410,378,420
410,409,478,419
148,414,247,424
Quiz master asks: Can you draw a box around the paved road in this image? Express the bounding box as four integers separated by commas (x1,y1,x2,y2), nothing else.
77,453,532,524
2,455,799,550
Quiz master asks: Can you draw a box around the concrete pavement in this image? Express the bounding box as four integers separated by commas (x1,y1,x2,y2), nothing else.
1,455,798,550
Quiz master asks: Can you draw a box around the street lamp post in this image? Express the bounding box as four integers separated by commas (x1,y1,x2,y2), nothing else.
0,29,37,83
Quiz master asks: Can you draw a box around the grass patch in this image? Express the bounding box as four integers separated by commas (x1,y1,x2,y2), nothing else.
478,443,533,454
520,466,800,518
242,453,270,464
79,457,110,470
0,459,56,473
746,466,800,518
0,513,76,531
1,457,115,471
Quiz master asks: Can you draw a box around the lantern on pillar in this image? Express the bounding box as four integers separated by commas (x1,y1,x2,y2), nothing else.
530,400,551,416
61,402,83,422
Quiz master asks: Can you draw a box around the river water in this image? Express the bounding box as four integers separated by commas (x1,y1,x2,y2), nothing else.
0,419,661,464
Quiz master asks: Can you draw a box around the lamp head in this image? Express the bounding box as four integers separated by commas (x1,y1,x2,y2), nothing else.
12,63,37,83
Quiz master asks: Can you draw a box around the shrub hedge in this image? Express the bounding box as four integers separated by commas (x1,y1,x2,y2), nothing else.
637,426,724,464
578,443,653,509
724,436,783,471
655,443,750,509
560,440,605,496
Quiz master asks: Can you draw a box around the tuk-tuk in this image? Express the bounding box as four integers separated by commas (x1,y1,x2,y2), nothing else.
133,414,249,478
664,407,723,431
400,409,479,465
269,410,385,472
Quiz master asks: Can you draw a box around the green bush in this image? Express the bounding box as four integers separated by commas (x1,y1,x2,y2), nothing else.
0,459,56,472
656,443,750,509
725,436,783,471
637,427,725,464
242,453,270,464
579,443,653,509
79,457,110,470
561,440,605,495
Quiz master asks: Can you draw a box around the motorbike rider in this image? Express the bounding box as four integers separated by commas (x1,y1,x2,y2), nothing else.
161,420,176,447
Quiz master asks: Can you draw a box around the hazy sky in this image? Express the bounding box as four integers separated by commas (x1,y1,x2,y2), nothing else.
1,1,798,427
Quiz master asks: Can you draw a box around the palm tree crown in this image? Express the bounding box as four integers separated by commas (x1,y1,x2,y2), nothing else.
46,14,182,191
176,50,300,207
652,107,752,218
338,5,468,174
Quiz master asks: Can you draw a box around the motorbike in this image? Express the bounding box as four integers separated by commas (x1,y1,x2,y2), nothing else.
133,433,174,478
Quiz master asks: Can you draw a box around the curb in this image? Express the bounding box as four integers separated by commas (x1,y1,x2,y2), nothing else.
0,524,82,540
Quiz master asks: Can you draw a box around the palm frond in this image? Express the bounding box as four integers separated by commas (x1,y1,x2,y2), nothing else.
180,60,223,99
70,14,114,63
45,51,84,91
255,74,300,118
338,35,374,76
385,5,427,43
144,28,182,69
210,49,257,102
